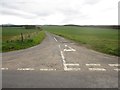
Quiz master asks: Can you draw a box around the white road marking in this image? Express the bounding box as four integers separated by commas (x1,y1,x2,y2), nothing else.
58,45,61,49
64,49,75,51
59,46,67,70
108,64,120,67
64,63,79,66
89,68,106,71
40,69,56,71
60,51,66,64
114,69,120,72
1,68,8,70
64,45,76,52
17,68,34,71
59,45,69,70
64,68,81,71
17,68,56,71
65,45,67,47
64,63,80,71
86,64,101,66
54,37,58,42
59,44,80,71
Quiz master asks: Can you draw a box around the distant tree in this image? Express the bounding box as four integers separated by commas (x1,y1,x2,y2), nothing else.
36,26,42,31
24,25,36,29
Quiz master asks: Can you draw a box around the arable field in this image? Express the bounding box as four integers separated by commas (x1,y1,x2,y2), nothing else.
2,26,45,52
43,26,119,56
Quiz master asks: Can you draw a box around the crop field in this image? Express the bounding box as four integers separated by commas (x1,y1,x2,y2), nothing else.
2,26,45,52
43,26,119,56
2,27,40,41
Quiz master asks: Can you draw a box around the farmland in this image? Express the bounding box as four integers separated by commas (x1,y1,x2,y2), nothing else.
43,26,119,56
2,26,45,52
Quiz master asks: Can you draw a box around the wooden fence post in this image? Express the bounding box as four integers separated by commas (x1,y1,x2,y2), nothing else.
21,33,24,42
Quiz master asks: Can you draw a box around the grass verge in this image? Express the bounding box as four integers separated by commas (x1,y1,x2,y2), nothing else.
2,31,45,52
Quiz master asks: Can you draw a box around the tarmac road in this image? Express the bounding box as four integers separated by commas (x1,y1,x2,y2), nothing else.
2,32,119,88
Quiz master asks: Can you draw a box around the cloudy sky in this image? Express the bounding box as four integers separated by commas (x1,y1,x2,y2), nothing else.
0,0,119,25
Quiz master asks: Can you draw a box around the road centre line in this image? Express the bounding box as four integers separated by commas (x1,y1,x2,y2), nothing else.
54,37,58,42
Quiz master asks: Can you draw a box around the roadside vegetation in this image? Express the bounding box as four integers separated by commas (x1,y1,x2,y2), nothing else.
2,26,45,52
43,25,119,56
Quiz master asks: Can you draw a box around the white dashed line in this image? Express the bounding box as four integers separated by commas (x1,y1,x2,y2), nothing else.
114,69,120,72
108,64,120,67
86,64,101,66
64,68,81,71
89,68,106,71
1,68,8,70
64,49,76,52
17,68,35,71
17,68,56,71
40,69,56,71
54,37,58,42
64,63,79,66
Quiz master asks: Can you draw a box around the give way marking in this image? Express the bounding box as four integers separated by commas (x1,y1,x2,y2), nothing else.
64,45,76,52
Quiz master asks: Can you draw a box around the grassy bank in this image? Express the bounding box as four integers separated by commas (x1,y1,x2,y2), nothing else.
2,27,45,52
43,26,119,56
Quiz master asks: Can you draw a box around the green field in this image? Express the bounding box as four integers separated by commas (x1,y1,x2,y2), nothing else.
43,26,119,56
2,26,45,52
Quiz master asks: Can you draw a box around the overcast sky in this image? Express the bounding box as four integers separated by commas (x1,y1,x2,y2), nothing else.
0,0,119,25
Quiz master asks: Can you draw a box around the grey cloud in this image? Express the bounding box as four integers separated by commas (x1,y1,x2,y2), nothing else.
0,0,117,25
1,7,38,19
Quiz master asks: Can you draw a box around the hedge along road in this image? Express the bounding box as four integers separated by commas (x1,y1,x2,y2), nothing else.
2,32,119,88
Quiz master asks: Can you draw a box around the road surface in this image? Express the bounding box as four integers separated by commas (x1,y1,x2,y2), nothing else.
2,32,119,88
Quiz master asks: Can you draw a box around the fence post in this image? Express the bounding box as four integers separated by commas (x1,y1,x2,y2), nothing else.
21,33,24,42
